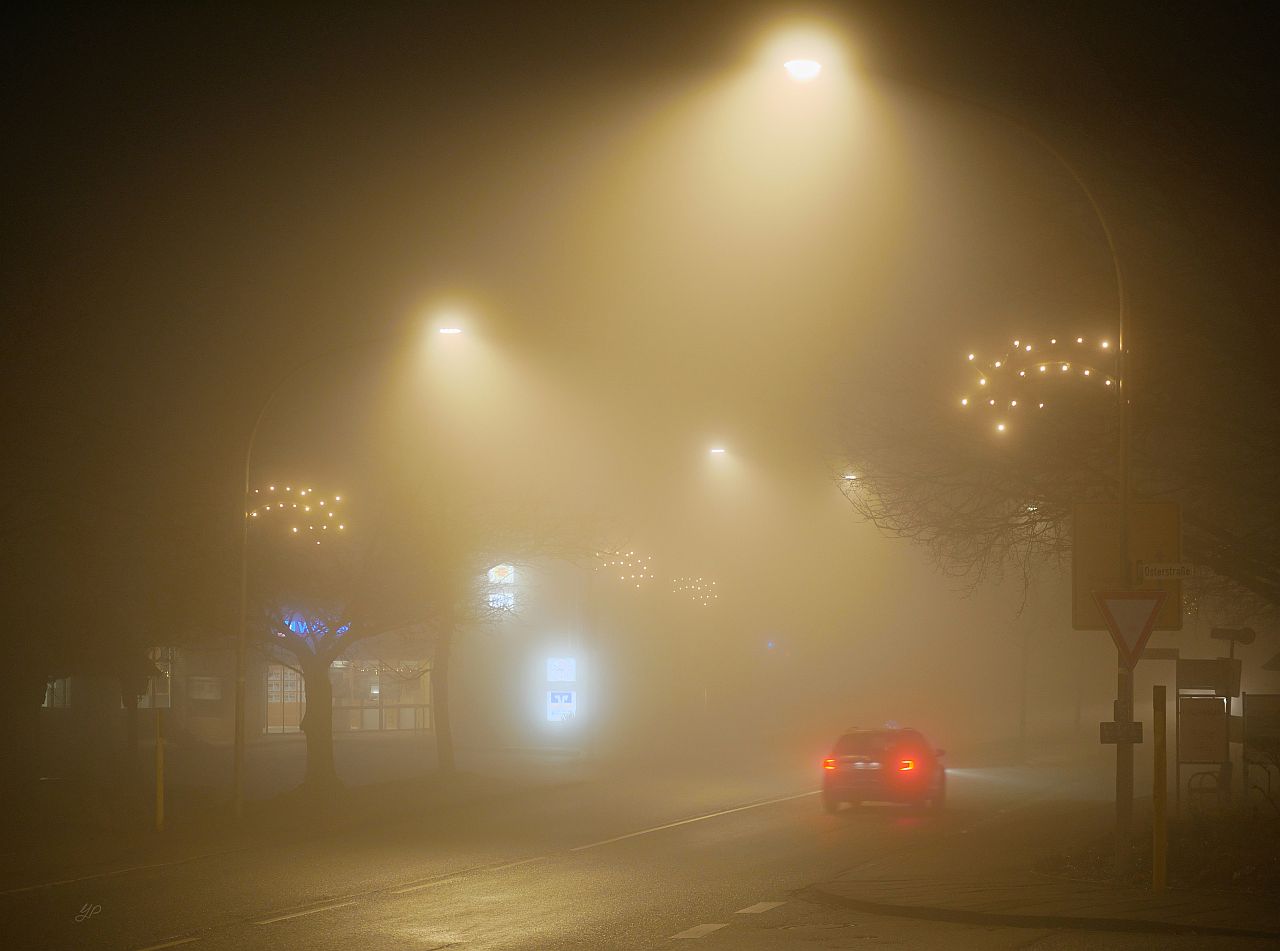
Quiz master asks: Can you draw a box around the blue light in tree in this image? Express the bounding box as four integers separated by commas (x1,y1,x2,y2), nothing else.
283,613,350,644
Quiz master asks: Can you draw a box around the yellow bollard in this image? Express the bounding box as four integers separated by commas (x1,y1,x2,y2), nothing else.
155,706,165,833
1152,685,1167,892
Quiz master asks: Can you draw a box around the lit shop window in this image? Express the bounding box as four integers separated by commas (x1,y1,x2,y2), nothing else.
486,563,516,612
44,678,71,709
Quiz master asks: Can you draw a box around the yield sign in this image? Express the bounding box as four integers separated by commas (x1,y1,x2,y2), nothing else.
1094,590,1168,668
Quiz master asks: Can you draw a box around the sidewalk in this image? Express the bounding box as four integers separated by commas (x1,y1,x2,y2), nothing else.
0,743,591,895
806,786,1280,939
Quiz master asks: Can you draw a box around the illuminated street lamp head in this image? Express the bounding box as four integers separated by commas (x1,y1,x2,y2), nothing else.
438,327,462,335
709,447,727,455
783,59,822,82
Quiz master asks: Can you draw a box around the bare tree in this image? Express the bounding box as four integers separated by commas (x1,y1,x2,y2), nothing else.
836,327,1280,625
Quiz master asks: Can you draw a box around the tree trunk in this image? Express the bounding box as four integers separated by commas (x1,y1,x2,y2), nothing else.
431,626,455,774
299,658,339,793
1017,626,1030,764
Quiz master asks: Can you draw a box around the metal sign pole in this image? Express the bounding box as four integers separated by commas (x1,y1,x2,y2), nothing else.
1152,685,1167,892
1115,265,1134,877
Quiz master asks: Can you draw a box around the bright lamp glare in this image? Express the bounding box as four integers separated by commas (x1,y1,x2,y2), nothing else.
439,328,462,335
710,447,727,455
783,59,822,81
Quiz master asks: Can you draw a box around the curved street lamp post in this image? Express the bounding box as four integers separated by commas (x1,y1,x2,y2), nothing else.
784,54,1136,873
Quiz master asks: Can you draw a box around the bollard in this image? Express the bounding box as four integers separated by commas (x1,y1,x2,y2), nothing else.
1152,685,1167,892
155,706,165,833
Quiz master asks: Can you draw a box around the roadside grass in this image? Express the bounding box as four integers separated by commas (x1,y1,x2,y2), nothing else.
1038,804,1280,898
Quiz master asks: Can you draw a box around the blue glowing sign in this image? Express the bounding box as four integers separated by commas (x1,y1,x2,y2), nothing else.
547,690,577,722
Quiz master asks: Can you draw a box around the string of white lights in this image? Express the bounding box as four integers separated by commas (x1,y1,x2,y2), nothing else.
959,336,1118,434
245,484,347,542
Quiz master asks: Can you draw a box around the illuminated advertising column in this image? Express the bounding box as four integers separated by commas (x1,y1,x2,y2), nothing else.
546,657,577,723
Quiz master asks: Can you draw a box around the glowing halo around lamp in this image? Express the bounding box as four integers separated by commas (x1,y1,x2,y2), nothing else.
783,59,822,82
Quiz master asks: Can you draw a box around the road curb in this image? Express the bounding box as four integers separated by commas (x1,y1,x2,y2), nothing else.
798,883,1280,940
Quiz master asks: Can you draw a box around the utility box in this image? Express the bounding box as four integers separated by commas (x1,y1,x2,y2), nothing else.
1176,658,1241,697
1178,696,1230,765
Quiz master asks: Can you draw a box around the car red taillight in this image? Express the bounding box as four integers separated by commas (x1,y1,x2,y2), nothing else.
898,758,915,771
822,757,837,771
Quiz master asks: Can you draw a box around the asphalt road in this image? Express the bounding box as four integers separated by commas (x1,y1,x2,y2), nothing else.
4,749,1270,951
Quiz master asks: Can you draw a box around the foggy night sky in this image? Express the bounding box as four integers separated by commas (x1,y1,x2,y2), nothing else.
4,2,1277,724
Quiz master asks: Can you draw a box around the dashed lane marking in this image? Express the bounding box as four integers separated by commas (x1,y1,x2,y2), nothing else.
1,848,248,896
671,923,728,938
391,856,547,894
736,901,784,914
486,856,548,873
135,939,201,951
570,790,818,852
254,900,358,924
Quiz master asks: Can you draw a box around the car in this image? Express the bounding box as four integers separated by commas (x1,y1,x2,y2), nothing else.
821,726,946,813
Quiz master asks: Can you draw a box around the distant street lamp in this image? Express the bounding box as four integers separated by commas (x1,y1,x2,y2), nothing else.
781,43,1138,873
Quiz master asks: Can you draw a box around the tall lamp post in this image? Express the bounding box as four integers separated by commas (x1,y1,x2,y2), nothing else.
231,324,461,818
783,53,1135,871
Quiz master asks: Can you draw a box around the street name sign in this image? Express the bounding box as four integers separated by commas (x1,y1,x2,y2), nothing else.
1073,502,1182,630
1140,563,1196,580
1094,589,1167,668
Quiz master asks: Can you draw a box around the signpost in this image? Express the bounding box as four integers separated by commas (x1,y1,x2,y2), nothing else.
1094,590,1168,668
1073,502,1182,631
1091,587,1166,872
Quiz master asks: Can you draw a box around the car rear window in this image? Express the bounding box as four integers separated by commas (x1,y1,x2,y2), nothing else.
835,732,892,755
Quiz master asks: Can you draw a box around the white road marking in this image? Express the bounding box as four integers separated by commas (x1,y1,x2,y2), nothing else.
671,923,728,938
135,939,201,951
570,790,818,852
392,856,547,894
486,856,547,873
735,901,784,914
0,848,246,896
254,900,357,924
393,875,466,895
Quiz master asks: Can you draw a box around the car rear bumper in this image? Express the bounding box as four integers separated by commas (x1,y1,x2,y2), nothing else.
823,774,935,803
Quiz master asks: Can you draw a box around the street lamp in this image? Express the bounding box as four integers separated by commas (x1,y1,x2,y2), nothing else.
782,42,1137,873
783,59,822,82
232,321,461,818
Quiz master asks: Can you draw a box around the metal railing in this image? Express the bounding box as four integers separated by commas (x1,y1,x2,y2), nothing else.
332,703,431,732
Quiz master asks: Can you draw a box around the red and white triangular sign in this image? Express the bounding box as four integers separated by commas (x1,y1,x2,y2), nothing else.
1093,590,1168,668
